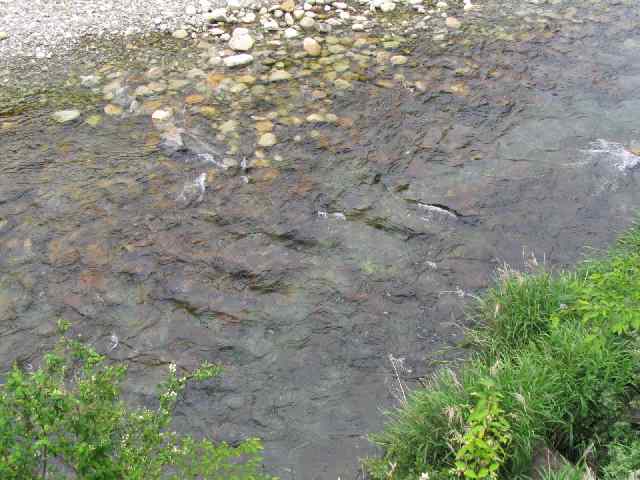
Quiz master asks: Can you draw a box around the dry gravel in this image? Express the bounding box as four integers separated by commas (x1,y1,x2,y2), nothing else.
0,0,235,63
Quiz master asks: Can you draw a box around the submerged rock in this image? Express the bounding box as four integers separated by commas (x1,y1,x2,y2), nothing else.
303,37,322,56
229,27,255,51
390,55,408,65
445,16,461,29
172,29,189,39
52,110,81,123
258,132,277,147
269,69,292,81
151,109,172,121
224,53,254,67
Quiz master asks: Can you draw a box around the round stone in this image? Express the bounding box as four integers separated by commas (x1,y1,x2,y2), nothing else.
280,0,295,12
269,69,292,81
299,16,315,29
52,110,81,123
258,133,277,147
151,109,172,121
390,55,408,65
380,1,395,12
223,53,254,67
104,104,123,116
229,27,255,51
303,37,322,56
172,29,189,39
445,16,461,28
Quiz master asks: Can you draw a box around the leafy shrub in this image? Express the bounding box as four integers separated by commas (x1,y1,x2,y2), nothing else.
451,387,511,479
0,321,274,480
603,439,640,480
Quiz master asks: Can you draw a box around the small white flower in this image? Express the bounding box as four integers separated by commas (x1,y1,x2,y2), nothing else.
419,473,430,480
169,363,176,374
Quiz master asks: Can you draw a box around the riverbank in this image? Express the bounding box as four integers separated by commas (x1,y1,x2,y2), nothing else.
368,224,640,479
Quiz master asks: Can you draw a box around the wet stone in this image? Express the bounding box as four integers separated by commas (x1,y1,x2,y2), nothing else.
185,94,205,104
269,69,292,81
172,29,189,39
445,16,461,29
86,115,102,127
299,16,315,29
303,37,322,56
219,119,239,133
280,0,295,13
258,132,278,147
104,104,123,115
223,53,254,67
229,27,255,51
52,109,81,123
256,120,274,132
151,109,172,121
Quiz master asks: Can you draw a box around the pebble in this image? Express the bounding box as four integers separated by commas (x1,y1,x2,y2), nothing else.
0,32,7,41
207,7,228,22
269,69,292,81
80,74,101,87
390,55,408,65
104,104,123,115
256,120,274,132
86,115,102,127
229,27,255,51
293,9,305,19
146,66,163,78
185,94,205,104
284,27,300,38
380,1,396,12
52,109,81,123
241,12,257,22
299,16,315,29
303,37,322,56
172,29,189,39
262,17,280,30
223,53,254,67
219,119,238,133
351,23,365,31
258,132,278,147
151,109,172,121
306,113,325,122
280,0,295,12
445,16,461,28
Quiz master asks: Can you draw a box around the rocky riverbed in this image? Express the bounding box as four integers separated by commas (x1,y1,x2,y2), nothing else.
2,0,640,478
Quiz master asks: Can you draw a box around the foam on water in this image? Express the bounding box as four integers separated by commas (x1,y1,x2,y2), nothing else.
177,172,206,205
585,139,640,172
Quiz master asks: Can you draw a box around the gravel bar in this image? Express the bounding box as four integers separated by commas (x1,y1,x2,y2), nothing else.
0,0,237,62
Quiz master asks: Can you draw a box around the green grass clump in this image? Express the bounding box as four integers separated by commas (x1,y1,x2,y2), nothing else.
367,224,640,480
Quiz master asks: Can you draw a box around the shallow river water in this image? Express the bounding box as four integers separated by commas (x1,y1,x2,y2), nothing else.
2,0,640,478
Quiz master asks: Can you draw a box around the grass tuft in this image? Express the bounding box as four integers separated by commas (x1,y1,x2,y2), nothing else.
367,222,640,480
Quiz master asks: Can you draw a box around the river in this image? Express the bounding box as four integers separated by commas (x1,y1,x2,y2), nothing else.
1,0,639,478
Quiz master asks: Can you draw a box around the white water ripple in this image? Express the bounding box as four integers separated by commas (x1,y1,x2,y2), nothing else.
585,139,640,173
